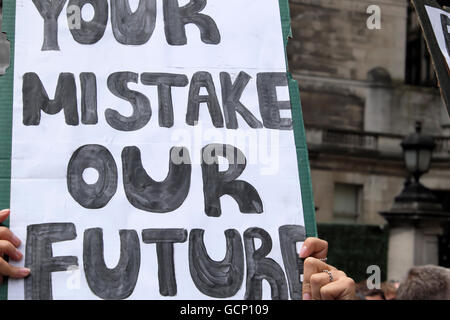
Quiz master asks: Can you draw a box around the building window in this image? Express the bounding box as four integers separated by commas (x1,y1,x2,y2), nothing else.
333,183,363,223
405,3,438,87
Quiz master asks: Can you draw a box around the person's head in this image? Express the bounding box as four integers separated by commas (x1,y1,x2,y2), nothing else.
364,289,385,300
354,281,385,300
381,281,398,300
396,265,450,300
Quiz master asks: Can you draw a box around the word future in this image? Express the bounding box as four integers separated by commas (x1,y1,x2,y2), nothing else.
25,224,306,300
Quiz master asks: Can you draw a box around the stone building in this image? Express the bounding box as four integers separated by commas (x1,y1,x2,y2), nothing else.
288,0,450,228
287,0,450,280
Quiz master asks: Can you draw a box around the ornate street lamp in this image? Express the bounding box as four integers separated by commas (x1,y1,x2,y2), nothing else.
380,122,450,280
401,121,436,184
383,121,444,217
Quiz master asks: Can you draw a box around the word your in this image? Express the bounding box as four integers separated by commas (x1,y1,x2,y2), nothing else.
33,0,220,51
24,224,306,300
22,71,293,131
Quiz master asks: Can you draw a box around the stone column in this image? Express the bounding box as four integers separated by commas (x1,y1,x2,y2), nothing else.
386,221,445,281
380,180,450,281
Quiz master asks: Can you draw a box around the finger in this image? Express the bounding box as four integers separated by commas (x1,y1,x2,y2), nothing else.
310,270,347,300
0,227,21,247
0,258,30,279
310,273,330,300
302,257,336,300
0,240,23,261
0,209,10,224
299,237,328,259
319,277,356,300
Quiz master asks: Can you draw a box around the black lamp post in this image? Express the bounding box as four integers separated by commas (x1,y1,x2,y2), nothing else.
379,122,450,280
401,121,435,184
380,122,448,223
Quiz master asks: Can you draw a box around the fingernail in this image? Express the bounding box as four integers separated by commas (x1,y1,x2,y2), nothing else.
19,268,30,276
303,293,311,300
0,209,9,216
15,249,23,260
299,245,307,257
12,234,21,246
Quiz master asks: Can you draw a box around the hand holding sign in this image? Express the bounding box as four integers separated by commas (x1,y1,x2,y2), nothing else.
300,238,356,300
0,210,30,284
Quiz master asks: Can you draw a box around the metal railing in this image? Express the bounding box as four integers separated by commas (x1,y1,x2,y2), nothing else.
306,127,450,158
322,129,378,150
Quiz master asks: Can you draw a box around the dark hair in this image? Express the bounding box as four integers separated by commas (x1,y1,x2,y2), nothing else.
365,289,386,299
355,281,386,300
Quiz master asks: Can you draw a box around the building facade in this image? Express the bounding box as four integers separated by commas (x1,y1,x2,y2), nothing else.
288,0,450,227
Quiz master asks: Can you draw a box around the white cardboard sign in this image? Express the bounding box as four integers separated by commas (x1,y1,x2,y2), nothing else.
425,5,450,68
7,0,309,300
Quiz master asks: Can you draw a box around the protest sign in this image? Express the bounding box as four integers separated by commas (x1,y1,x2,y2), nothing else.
0,0,315,300
411,0,450,114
